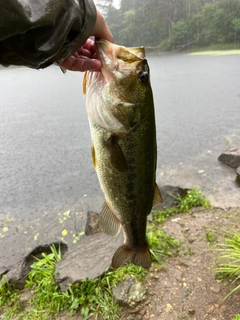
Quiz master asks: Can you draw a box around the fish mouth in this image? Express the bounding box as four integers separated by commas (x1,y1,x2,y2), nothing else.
94,39,147,92
95,39,145,71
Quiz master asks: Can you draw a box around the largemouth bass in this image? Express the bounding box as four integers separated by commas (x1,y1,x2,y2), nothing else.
83,39,162,269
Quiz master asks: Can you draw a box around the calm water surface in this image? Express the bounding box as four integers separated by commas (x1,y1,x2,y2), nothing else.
0,53,240,228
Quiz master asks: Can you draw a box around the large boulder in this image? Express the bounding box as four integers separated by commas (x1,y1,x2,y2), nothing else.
154,185,189,211
218,148,240,168
55,232,124,291
3,242,67,290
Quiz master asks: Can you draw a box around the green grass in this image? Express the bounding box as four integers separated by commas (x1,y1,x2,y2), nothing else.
206,231,218,245
216,231,240,300
189,49,240,56
0,276,17,307
148,225,180,262
152,187,210,223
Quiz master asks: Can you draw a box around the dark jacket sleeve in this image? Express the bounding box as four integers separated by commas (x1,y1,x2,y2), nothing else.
0,0,97,69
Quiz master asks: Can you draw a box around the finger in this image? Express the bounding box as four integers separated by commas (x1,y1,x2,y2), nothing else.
60,56,102,72
77,48,93,58
80,39,96,54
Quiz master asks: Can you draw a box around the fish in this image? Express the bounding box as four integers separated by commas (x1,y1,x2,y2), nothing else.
83,39,162,269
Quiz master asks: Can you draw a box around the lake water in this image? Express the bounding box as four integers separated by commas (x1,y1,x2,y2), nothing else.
0,53,240,230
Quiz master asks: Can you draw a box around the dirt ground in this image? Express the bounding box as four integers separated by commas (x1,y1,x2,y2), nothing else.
120,207,240,320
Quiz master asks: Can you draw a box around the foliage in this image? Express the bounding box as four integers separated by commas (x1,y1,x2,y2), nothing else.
0,276,19,308
216,231,240,300
101,0,240,50
148,225,180,262
178,187,210,212
152,187,210,223
206,231,218,245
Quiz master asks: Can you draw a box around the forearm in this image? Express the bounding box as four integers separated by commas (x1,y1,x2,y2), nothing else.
0,0,97,69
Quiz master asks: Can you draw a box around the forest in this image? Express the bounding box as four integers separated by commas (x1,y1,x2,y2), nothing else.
96,0,240,51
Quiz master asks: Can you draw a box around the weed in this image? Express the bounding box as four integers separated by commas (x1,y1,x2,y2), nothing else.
234,315,240,320
177,187,210,212
216,231,240,300
0,276,19,308
206,231,218,245
152,206,179,223
148,225,180,262
152,187,210,223
182,247,193,256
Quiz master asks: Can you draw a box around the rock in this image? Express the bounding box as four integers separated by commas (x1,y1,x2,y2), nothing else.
218,148,240,168
154,185,189,211
85,211,101,235
55,231,124,291
188,308,195,315
0,266,11,279
3,242,68,290
112,275,147,308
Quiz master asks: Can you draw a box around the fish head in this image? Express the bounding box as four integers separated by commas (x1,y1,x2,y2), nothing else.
96,39,151,102
83,39,153,134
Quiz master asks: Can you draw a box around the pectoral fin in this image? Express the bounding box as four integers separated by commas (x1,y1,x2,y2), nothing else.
104,136,128,172
82,72,88,95
152,183,163,208
91,143,97,169
100,202,121,236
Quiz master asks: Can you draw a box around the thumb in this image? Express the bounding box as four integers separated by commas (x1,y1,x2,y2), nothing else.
92,10,114,43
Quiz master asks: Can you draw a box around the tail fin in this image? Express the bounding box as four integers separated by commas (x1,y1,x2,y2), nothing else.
112,244,151,269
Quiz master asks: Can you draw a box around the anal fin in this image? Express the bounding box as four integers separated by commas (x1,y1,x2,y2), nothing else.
152,183,163,208
100,202,121,236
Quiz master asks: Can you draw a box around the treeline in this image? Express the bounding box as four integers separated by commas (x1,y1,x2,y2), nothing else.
98,0,240,51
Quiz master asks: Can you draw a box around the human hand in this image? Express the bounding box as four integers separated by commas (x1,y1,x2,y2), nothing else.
59,39,101,71
60,10,113,72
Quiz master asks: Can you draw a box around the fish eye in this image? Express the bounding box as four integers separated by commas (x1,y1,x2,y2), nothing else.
139,72,149,83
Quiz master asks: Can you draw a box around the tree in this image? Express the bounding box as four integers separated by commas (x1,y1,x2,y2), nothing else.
103,0,240,50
